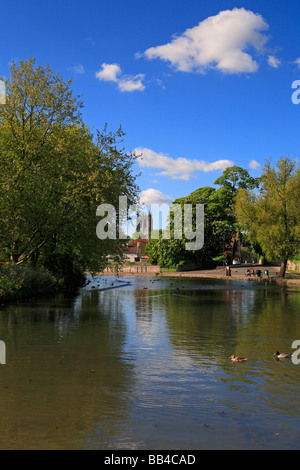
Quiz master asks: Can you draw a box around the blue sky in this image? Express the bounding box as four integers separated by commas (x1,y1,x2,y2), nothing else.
1,0,300,215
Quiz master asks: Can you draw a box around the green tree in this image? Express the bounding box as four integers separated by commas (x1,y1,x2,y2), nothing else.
146,167,259,268
147,186,231,267
213,165,259,228
234,157,300,277
146,230,186,267
0,58,139,286
148,166,258,266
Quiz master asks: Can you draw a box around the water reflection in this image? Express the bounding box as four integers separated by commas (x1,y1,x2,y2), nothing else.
0,276,300,449
0,290,135,449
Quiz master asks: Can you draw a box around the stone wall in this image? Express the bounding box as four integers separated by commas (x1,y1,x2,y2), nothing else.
103,264,161,274
287,260,300,273
176,263,200,272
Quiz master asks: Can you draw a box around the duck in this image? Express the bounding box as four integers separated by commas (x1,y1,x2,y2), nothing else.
230,355,248,363
273,351,292,359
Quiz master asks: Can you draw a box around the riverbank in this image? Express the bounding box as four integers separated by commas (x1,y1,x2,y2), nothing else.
0,264,86,305
98,264,300,287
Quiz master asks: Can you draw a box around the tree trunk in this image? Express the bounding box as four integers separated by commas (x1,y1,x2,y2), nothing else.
279,259,288,277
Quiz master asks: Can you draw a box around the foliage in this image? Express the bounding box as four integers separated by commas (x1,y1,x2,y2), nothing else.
147,167,258,267
234,157,300,277
146,231,186,267
0,264,57,302
0,58,139,287
292,252,300,262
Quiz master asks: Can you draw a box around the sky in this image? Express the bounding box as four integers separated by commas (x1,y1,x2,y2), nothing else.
1,0,300,228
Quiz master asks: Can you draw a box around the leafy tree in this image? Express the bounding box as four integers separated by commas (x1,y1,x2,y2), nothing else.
214,165,259,191
0,58,139,286
147,186,230,267
234,157,300,277
146,230,186,267
146,167,259,268
213,165,259,228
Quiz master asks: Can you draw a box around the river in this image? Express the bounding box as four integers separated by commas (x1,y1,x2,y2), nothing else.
0,275,300,450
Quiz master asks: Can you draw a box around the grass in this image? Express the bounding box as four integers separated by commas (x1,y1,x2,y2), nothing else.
160,267,177,273
286,270,300,277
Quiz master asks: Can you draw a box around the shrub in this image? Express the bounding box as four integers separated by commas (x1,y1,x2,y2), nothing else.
0,264,57,302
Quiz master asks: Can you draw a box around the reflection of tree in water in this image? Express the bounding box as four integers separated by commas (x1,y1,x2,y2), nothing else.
0,290,135,449
1,281,300,449
155,284,300,366
151,284,300,425
158,287,240,362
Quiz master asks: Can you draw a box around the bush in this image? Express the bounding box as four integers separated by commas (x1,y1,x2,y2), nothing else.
41,252,86,289
292,252,300,262
0,264,57,303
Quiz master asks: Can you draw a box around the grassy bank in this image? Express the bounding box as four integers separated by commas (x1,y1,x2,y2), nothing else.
0,264,59,304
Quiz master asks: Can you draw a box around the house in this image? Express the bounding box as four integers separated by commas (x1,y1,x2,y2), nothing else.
123,238,149,262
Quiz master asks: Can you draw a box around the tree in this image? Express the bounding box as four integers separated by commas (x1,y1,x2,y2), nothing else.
214,165,259,191
0,58,139,285
213,165,259,228
146,185,232,268
234,157,300,277
146,167,259,268
146,230,186,267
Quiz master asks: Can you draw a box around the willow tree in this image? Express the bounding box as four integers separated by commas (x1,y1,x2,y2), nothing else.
0,58,139,285
235,157,300,277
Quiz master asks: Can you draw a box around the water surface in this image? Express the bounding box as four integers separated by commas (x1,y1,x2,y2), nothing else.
0,275,300,449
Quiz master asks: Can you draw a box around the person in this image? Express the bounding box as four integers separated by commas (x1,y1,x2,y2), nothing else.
246,268,255,276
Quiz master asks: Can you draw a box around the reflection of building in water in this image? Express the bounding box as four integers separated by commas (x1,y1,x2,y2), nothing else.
224,288,255,321
135,288,153,322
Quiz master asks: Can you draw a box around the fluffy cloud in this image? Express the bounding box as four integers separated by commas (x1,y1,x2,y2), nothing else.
139,188,173,205
249,160,260,170
117,75,146,92
135,147,234,180
0,80,6,105
95,63,121,82
143,8,269,74
268,55,281,68
95,63,145,92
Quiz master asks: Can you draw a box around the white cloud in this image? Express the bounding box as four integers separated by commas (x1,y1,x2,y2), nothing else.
95,63,121,82
72,64,85,74
68,64,85,75
294,58,300,69
139,188,173,205
143,8,269,74
95,63,145,92
249,160,260,170
118,75,146,92
135,147,234,180
268,55,281,68
0,80,6,105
